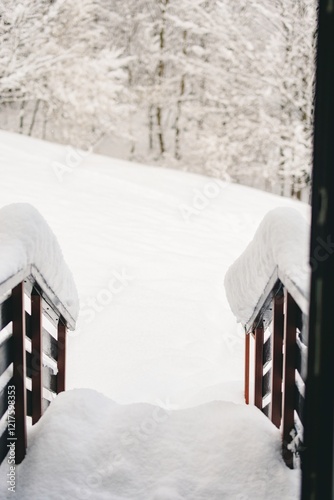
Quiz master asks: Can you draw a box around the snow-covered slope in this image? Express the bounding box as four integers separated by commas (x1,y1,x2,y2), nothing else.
0,130,309,407
0,131,309,499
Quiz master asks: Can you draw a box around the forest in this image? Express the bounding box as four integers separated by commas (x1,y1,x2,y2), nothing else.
0,0,316,198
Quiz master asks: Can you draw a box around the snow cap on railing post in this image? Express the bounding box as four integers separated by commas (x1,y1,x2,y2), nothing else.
224,207,310,327
0,203,79,323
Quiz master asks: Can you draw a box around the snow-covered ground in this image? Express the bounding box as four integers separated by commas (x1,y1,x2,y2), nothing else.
0,131,309,498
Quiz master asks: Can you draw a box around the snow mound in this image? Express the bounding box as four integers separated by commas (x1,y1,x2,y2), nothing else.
224,207,310,325
0,389,299,499
0,203,79,321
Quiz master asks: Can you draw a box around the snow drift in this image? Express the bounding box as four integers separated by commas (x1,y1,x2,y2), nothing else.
0,203,79,320
224,207,310,325
0,388,300,500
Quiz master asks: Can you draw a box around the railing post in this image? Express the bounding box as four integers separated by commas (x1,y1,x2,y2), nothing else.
282,290,297,468
31,291,42,424
12,282,27,464
271,293,284,428
244,332,250,404
57,318,66,393
254,322,264,410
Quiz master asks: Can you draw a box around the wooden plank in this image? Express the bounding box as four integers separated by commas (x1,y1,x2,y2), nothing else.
263,335,271,366
26,314,58,363
0,335,13,376
244,333,250,404
271,293,284,428
295,384,305,427
26,389,32,417
57,319,66,393
12,282,27,464
42,328,58,361
262,402,271,418
262,369,271,399
31,292,42,424
254,322,264,410
0,296,12,331
26,389,51,416
282,291,297,468
26,352,57,394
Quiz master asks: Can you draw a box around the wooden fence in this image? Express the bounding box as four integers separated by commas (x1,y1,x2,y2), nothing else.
0,265,76,465
244,272,308,468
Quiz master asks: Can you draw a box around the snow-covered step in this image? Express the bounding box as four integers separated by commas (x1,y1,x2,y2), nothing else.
0,389,299,500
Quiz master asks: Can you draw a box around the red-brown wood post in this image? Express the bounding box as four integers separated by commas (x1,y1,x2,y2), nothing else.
271,293,284,428
31,291,42,424
12,282,27,464
254,322,264,410
57,318,66,393
282,290,297,468
245,332,250,404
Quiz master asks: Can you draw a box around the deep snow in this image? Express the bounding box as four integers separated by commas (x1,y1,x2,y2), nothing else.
0,131,309,498
1,389,300,500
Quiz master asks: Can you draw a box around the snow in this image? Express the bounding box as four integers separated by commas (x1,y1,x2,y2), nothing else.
0,203,79,321
0,389,300,500
224,207,310,326
0,131,309,498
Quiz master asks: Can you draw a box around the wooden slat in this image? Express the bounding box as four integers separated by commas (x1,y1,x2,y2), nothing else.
254,322,264,410
26,313,58,363
25,352,57,394
26,388,32,417
31,292,42,424
244,333,250,404
271,293,284,428
43,371,57,394
42,329,58,361
295,384,305,427
262,402,271,418
57,319,66,393
12,282,27,464
0,335,13,376
0,296,12,331
26,390,51,416
263,335,271,365
295,340,308,384
282,291,297,468
262,369,271,399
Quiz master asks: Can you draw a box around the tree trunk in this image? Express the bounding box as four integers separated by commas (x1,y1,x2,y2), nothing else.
28,99,41,136
156,0,168,157
174,30,187,161
19,100,26,134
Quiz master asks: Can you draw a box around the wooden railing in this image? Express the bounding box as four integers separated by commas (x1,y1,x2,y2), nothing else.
244,269,308,468
0,265,76,465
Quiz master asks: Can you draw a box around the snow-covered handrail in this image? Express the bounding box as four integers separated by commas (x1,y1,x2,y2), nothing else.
224,207,310,331
0,203,79,328
0,204,79,465
224,207,311,468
